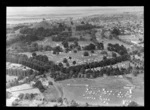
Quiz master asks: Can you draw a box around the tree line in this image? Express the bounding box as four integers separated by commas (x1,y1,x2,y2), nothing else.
76,23,101,31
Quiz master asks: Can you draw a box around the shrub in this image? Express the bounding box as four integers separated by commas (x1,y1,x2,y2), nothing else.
83,43,96,51
91,50,94,53
103,56,107,60
127,101,139,106
73,50,77,53
18,93,24,100
112,52,117,58
72,61,76,65
32,52,37,57
66,62,70,67
63,58,68,63
83,51,89,56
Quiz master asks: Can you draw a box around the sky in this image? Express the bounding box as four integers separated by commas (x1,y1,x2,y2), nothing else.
7,7,143,16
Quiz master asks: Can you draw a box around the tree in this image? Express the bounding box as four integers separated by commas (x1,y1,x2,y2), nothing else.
58,62,63,68
127,101,139,106
70,100,79,107
81,21,85,24
84,43,96,50
103,56,107,60
33,80,46,93
63,58,68,63
69,56,72,60
77,46,81,51
44,45,52,51
32,52,37,57
57,97,63,104
111,27,120,38
74,40,78,47
38,45,43,51
112,52,117,58
97,42,104,50
101,50,108,55
18,93,24,100
62,40,69,48
83,51,89,56
91,50,94,53
31,42,38,51
73,50,77,53
66,62,70,67
72,61,76,65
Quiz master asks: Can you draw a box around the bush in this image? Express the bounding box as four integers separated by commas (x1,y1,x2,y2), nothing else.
127,101,139,106
72,61,76,65
12,99,19,106
83,51,89,56
63,58,68,63
73,50,77,53
91,50,94,53
70,100,79,107
103,56,107,60
112,52,117,58
18,93,24,100
69,56,72,59
83,43,96,51
66,62,70,67
32,52,37,57
33,80,46,93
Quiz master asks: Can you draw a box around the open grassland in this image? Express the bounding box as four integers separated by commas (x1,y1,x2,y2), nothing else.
57,74,144,106
102,38,132,50
6,75,18,83
36,37,93,47
18,49,113,66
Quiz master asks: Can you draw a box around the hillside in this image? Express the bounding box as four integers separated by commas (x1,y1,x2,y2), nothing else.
30,19,52,29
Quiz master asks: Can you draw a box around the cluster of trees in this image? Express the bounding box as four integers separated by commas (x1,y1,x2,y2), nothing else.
20,26,65,38
6,91,12,99
13,25,28,31
7,25,69,46
82,42,104,51
111,27,121,38
53,46,63,54
83,43,96,51
67,54,130,71
83,51,89,56
50,59,131,81
6,52,52,73
51,32,72,42
10,41,64,53
49,54,130,81
52,36,78,42
18,93,38,100
76,23,100,31
85,66,130,78
96,42,104,50
107,43,128,55
32,80,46,92
6,35,23,46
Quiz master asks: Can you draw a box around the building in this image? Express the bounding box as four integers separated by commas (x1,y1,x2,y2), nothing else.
6,62,38,77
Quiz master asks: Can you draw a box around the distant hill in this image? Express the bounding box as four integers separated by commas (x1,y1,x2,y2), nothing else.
30,19,52,29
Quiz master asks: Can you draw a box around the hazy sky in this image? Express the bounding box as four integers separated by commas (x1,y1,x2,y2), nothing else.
7,7,143,16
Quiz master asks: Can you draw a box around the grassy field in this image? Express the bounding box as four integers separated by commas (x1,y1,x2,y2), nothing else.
6,75,18,83
19,49,113,66
57,75,144,106
102,38,132,50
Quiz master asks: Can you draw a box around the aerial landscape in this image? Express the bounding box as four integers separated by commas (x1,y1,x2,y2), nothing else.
6,6,144,107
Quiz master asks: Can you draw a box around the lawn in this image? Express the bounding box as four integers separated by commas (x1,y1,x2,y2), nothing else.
6,75,18,83
18,49,112,66
57,75,144,106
